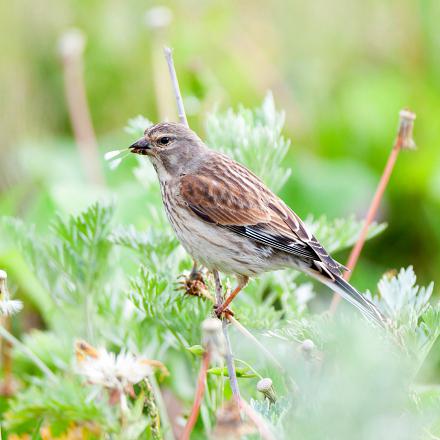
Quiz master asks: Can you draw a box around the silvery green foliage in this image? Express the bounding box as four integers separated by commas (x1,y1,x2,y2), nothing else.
367,267,439,372
369,266,434,327
306,215,386,254
250,396,290,428
205,92,291,192
9,96,432,438
125,115,153,137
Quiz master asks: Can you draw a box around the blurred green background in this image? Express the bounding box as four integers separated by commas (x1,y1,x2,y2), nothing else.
1,0,440,291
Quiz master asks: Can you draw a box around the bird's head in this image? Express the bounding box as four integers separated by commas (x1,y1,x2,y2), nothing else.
129,122,207,178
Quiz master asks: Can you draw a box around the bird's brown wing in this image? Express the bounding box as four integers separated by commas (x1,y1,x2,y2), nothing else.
179,172,343,272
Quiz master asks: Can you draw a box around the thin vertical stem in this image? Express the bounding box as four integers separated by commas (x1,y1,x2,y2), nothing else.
59,29,104,185
0,315,13,396
163,47,188,127
181,351,211,440
149,375,175,440
227,316,284,372
144,377,162,440
146,7,175,121
84,294,94,343
330,109,416,313
213,271,241,406
221,319,241,405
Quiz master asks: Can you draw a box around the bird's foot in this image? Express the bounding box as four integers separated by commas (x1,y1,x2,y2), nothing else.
214,302,234,319
176,268,209,299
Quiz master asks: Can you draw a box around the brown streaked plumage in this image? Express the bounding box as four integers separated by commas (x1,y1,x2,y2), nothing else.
129,122,385,326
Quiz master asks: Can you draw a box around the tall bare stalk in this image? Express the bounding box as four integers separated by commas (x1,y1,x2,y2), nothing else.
330,109,416,313
145,7,176,121
59,29,104,185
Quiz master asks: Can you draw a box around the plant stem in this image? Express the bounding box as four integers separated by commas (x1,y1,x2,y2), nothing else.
147,11,175,121
212,270,241,406
59,29,104,185
221,319,241,406
228,316,284,372
0,316,13,396
163,47,188,127
181,351,211,440
84,294,94,342
150,375,176,440
0,325,56,381
329,109,416,313
144,377,162,440
234,358,263,380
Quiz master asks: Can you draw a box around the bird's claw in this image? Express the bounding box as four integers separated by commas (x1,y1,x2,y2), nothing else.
214,303,234,319
176,269,208,298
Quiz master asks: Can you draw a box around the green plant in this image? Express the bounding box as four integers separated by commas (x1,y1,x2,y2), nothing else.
1,97,438,439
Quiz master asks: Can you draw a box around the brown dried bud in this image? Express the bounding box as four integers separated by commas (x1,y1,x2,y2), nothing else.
397,109,416,150
202,318,225,362
256,377,277,404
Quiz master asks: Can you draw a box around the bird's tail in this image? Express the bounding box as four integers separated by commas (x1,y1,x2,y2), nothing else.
307,270,386,327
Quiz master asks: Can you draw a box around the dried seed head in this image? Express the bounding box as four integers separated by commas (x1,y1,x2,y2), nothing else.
75,339,99,362
256,378,276,403
301,339,315,353
397,109,416,150
58,28,86,60
75,341,163,391
202,318,225,361
0,270,23,316
144,6,173,29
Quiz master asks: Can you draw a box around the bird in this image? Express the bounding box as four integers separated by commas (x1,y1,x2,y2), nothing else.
129,122,385,326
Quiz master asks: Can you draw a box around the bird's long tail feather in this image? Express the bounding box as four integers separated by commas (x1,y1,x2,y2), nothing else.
307,270,386,327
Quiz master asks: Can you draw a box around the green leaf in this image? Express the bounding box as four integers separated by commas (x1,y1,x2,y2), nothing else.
187,345,204,356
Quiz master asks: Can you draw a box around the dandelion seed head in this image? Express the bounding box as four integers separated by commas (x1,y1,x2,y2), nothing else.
144,6,173,29
256,377,277,403
0,269,22,316
202,318,225,362
104,149,124,161
75,342,158,391
58,28,86,59
256,377,273,393
0,299,23,316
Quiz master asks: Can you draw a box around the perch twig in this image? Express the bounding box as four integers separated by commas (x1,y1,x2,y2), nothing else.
330,109,416,313
212,271,241,405
163,47,188,127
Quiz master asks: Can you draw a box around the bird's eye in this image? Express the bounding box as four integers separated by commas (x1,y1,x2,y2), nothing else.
158,137,171,146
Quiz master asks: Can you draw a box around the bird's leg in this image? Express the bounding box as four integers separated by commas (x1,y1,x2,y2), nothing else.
189,260,204,283
212,270,223,306
214,275,249,318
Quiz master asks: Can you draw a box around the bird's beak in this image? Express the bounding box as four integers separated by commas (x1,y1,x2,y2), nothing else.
129,138,151,155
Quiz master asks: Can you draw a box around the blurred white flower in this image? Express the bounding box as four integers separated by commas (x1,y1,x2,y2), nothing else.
75,340,166,392
202,317,225,363
58,28,86,59
144,6,173,29
0,299,23,316
0,269,23,316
